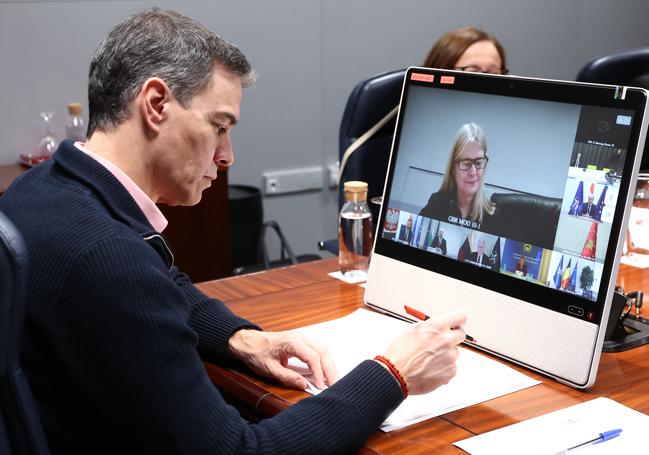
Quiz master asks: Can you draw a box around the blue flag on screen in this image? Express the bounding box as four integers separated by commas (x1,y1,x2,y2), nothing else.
411,216,421,246
413,216,420,245
595,186,608,221
553,255,564,289
569,261,578,292
569,181,584,215
422,220,431,247
419,218,431,248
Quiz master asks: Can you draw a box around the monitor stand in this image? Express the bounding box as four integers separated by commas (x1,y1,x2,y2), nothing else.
603,290,649,352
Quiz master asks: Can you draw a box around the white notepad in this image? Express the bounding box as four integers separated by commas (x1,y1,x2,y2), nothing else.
454,397,648,454
287,308,540,431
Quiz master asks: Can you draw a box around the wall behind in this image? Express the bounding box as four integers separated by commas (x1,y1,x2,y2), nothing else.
1,0,648,259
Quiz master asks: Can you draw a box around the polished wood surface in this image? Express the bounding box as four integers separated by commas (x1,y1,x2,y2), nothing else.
0,162,231,282
199,258,649,454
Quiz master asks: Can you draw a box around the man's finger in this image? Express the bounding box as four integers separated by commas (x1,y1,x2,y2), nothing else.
284,341,327,389
268,364,308,390
449,326,466,345
300,337,339,386
428,310,467,330
319,348,338,386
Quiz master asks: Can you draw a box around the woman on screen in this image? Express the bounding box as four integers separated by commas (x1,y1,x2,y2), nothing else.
419,123,495,228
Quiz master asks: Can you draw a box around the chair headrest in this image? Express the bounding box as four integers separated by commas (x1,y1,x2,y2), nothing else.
491,192,562,215
488,193,562,249
576,47,649,85
340,69,406,141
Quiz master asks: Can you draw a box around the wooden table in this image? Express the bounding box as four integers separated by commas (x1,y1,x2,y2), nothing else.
197,258,649,454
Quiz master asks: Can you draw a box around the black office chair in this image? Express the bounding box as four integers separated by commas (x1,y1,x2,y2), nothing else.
228,185,320,275
489,193,562,249
318,69,406,254
338,69,406,222
576,47,649,85
0,414,12,455
0,210,50,454
576,47,649,170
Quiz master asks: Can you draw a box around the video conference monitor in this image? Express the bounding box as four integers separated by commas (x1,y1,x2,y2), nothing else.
365,67,648,388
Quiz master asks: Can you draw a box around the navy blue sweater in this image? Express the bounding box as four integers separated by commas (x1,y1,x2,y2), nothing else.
0,141,403,454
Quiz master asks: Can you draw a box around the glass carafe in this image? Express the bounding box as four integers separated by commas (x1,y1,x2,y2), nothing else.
36,111,58,159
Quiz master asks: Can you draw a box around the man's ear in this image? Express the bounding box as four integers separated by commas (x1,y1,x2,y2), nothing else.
139,77,172,134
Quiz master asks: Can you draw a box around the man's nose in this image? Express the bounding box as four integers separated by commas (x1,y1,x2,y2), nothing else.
215,133,234,167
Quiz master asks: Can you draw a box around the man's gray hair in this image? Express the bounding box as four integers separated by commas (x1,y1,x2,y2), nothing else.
87,8,254,136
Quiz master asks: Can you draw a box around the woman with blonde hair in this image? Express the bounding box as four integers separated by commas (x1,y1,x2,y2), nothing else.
419,123,495,227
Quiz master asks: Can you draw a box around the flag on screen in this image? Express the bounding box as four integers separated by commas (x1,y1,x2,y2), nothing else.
419,218,430,248
412,216,421,246
428,221,439,248
553,255,564,289
569,181,584,215
488,237,501,272
581,222,598,259
383,208,400,233
457,233,472,261
569,261,578,292
424,220,432,248
418,218,425,246
561,259,572,289
595,186,608,221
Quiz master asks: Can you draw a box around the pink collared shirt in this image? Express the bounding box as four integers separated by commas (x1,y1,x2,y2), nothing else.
74,142,168,232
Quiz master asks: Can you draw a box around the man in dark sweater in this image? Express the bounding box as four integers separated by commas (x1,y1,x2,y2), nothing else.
0,8,466,453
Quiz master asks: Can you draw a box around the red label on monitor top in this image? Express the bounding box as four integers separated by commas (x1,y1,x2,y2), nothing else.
411,73,434,82
440,75,455,84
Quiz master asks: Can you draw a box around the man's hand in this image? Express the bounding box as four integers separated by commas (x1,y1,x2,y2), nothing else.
382,311,466,395
227,329,338,390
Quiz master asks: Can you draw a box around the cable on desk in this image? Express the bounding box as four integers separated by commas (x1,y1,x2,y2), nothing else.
254,392,273,414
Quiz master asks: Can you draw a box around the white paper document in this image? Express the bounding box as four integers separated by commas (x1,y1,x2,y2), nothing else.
620,252,649,269
453,397,648,454
287,308,540,431
327,270,367,284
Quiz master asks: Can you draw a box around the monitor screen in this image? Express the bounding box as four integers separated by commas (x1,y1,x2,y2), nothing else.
376,70,646,325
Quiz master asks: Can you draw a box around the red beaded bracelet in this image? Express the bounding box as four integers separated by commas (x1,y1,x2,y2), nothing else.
374,355,409,398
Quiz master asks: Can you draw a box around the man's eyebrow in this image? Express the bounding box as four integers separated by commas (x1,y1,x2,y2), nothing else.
208,111,238,127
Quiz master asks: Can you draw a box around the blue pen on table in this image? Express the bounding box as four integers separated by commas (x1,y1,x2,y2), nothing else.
554,428,622,454
403,305,476,343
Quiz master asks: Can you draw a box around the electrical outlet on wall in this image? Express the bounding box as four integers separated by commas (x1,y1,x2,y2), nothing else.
262,166,324,195
327,162,339,189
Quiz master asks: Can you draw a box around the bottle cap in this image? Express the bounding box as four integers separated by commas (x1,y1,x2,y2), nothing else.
343,181,368,202
68,103,82,115
343,181,368,193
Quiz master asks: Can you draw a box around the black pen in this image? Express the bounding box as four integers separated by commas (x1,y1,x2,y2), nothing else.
403,305,476,343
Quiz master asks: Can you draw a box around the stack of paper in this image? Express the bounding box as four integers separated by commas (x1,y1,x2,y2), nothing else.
287,308,540,431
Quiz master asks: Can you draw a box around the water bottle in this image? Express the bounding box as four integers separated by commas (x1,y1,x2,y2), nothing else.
339,181,373,277
65,103,86,142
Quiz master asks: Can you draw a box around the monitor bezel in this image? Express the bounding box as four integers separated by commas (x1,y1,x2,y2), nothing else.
373,67,648,326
